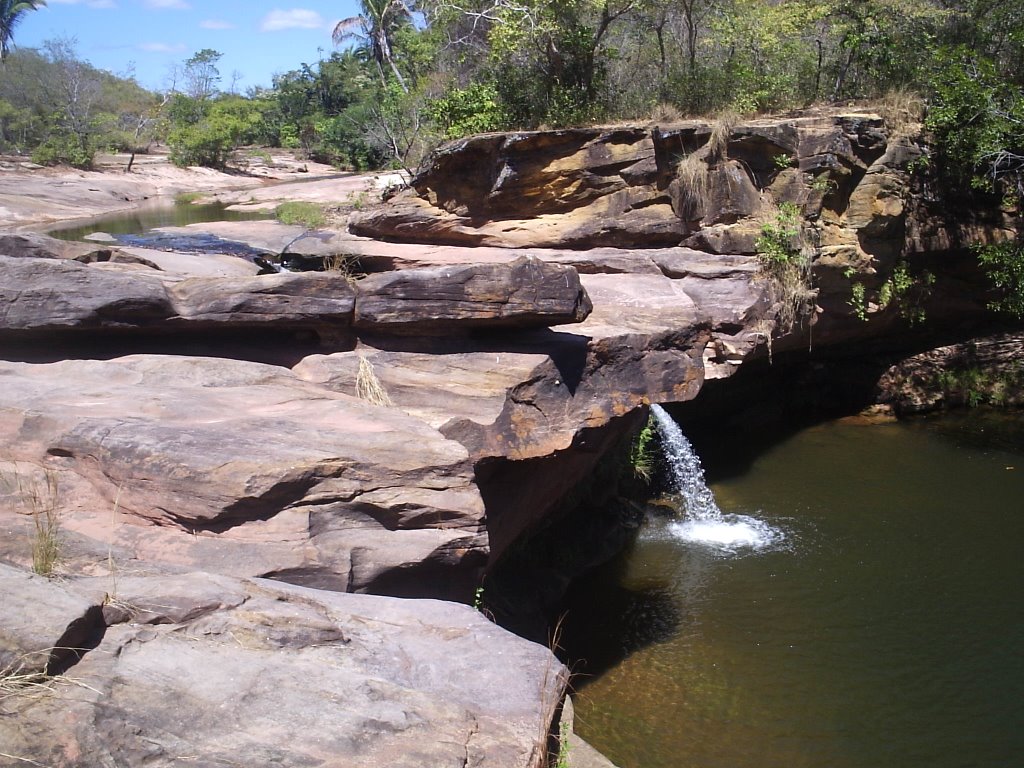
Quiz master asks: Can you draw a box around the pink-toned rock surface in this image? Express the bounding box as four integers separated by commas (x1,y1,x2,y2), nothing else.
0,355,486,594
0,566,567,768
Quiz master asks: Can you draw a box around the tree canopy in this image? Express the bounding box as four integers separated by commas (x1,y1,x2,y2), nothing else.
0,0,46,62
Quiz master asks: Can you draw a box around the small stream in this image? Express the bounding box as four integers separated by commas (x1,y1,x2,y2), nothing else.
559,410,1024,768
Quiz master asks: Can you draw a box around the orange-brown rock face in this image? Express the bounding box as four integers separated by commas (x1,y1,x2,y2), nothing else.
350,113,905,252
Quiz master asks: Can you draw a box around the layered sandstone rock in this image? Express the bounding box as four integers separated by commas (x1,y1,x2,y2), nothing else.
348,113,900,255
874,331,1024,413
0,565,568,768
3,108,1011,768
0,251,588,337
0,355,486,595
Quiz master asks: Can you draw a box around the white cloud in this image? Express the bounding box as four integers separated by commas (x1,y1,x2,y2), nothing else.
138,41,186,53
199,19,234,30
144,0,191,9
260,9,327,32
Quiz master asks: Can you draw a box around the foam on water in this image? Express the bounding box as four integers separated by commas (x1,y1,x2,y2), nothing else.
649,404,785,554
668,513,785,552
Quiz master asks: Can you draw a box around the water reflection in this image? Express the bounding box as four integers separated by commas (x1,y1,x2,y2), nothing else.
46,201,269,242
562,414,1024,768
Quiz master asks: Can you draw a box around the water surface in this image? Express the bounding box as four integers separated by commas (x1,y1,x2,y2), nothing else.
46,201,269,242
562,411,1024,768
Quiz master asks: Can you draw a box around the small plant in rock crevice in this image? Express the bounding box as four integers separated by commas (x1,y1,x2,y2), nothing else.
552,720,571,768
755,202,816,340
629,415,657,482
849,281,869,321
2,467,63,577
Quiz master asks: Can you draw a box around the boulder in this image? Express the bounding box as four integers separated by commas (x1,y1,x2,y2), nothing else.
169,271,356,327
0,254,175,332
354,255,592,332
0,569,567,768
0,231,117,263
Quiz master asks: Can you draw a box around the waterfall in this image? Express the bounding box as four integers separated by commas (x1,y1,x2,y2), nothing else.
648,404,784,552
649,404,722,521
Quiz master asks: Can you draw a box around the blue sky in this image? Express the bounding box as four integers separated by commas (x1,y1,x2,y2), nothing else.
15,1,364,92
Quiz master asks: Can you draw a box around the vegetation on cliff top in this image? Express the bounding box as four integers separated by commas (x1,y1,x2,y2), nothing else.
1,0,1022,312
2,0,1021,171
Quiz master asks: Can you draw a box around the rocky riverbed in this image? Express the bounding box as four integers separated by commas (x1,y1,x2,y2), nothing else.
1,113,1020,767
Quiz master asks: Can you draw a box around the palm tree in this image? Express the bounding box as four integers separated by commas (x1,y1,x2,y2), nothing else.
332,0,412,92
1,0,46,63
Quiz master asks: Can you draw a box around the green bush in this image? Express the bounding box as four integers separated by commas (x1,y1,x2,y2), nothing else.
429,82,505,139
31,132,93,169
976,241,1024,318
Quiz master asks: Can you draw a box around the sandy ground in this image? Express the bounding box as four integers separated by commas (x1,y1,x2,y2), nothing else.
0,149,395,230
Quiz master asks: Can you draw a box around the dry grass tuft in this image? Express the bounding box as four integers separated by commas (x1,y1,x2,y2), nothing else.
649,102,683,124
323,253,362,285
875,88,926,138
675,151,711,220
708,109,740,159
0,649,98,708
355,356,393,407
1,467,63,577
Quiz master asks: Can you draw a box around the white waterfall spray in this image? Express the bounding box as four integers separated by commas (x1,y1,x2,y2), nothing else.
648,404,784,552
650,404,722,520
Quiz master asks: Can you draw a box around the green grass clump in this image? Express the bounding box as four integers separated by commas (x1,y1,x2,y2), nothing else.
275,201,327,229
173,191,205,205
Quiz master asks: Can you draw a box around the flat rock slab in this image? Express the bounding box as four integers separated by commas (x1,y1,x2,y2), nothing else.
295,348,548,433
115,245,260,278
0,569,567,768
0,355,486,593
0,156,340,227
0,254,590,338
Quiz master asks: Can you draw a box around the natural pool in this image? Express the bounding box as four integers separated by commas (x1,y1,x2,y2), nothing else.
46,200,269,242
560,410,1024,768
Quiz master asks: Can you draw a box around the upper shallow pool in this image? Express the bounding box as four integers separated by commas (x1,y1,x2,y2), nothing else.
560,410,1024,768
46,200,270,243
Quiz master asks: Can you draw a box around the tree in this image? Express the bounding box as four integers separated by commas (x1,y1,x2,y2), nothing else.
0,0,45,62
333,0,413,92
30,36,102,167
182,48,223,100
